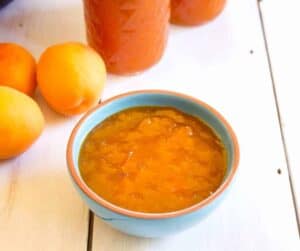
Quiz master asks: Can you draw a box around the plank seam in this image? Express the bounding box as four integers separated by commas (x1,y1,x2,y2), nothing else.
257,0,300,236
87,210,94,251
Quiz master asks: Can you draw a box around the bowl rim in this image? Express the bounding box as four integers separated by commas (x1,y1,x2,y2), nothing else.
67,90,240,219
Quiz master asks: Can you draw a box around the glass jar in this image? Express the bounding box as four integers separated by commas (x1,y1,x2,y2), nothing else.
171,0,226,26
83,0,170,75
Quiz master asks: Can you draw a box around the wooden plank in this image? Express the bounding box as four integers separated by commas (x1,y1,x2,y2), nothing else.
0,1,89,250
259,0,300,222
92,0,300,250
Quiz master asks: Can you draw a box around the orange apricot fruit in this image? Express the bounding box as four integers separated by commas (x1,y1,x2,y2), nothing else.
37,42,106,116
0,43,37,96
0,86,44,159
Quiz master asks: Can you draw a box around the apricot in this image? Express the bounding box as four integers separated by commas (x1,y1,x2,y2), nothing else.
0,86,44,159
0,43,37,96
37,42,106,116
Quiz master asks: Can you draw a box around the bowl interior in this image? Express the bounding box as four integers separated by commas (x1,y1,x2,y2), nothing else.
71,92,236,187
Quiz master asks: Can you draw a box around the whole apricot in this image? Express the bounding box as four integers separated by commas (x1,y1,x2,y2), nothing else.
0,43,37,96
37,42,106,116
0,86,44,159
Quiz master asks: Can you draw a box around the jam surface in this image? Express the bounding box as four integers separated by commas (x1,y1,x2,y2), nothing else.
79,107,227,213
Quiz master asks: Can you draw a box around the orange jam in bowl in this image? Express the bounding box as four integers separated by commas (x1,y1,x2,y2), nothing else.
79,107,227,213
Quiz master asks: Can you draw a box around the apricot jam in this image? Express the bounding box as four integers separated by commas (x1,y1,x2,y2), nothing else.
171,0,226,26
83,0,170,75
79,107,227,213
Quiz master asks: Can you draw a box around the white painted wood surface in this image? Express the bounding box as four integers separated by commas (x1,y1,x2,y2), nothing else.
92,0,300,250
259,0,300,219
0,0,299,250
0,1,89,251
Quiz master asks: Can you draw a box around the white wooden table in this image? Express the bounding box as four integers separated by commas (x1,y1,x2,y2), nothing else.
0,0,299,250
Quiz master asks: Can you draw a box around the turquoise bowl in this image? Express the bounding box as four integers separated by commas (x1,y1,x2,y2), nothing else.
67,90,239,238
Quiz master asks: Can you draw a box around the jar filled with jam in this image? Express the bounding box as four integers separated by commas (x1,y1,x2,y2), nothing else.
171,0,226,26
83,0,170,75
